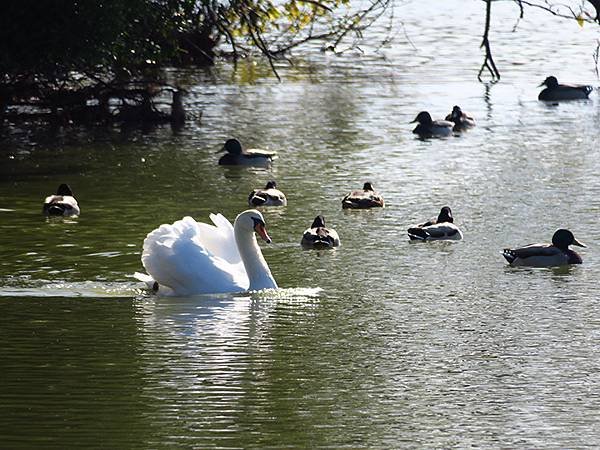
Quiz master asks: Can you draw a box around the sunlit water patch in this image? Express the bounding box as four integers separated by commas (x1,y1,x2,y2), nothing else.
2,0,600,448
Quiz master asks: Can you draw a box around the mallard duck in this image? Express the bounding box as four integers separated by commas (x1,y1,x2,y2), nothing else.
342,182,384,209
218,138,276,167
407,206,463,241
248,181,287,206
411,111,453,138
43,184,80,217
445,105,475,131
502,229,585,267
538,76,593,101
301,215,340,249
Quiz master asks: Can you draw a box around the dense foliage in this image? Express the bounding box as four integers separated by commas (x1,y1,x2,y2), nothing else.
0,0,597,124
0,0,388,124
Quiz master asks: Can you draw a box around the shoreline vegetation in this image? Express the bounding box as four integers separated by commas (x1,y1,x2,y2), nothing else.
0,0,597,127
0,0,389,127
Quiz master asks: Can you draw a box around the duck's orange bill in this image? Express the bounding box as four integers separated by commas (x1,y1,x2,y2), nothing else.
254,223,272,243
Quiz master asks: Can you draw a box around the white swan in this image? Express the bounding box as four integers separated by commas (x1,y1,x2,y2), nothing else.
135,210,278,296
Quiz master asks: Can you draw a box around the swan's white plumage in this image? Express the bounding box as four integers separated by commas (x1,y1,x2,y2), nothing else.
139,211,277,296
142,215,248,295
195,213,242,265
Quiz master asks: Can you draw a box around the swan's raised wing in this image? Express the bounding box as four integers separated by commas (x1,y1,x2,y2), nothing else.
141,216,248,295
191,213,242,265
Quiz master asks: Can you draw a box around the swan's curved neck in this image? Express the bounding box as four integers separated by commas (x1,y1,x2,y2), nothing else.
234,225,278,291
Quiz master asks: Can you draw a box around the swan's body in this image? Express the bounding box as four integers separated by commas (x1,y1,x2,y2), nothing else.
408,206,463,241
503,229,585,267
248,181,287,206
218,138,276,167
411,111,453,138
538,76,592,101
43,184,80,217
137,210,277,295
342,182,384,209
445,105,475,131
301,215,340,249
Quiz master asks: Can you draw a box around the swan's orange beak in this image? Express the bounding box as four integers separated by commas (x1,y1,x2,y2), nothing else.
254,223,272,243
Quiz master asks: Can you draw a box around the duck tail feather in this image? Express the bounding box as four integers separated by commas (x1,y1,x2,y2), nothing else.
407,227,428,241
45,204,66,216
502,249,516,264
249,195,266,206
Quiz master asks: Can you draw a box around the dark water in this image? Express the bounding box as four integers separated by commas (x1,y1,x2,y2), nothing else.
2,1,600,448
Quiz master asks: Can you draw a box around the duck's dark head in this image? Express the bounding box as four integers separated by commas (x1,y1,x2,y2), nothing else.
363,182,374,191
437,206,453,223
310,215,326,229
450,105,462,120
552,228,585,250
411,111,433,125
540,76,558,88
265,180,277,189
223,138,243,154
56,184,73,196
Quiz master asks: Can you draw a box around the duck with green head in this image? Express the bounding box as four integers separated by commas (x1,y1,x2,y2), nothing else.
411,111,453,138
407,206,463,241
502,229,585,267
538,76,593,101
218,138,277,167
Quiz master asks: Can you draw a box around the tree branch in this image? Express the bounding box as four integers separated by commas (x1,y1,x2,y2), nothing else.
479,0,501,82
296,0,333,12
240,10,281,81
